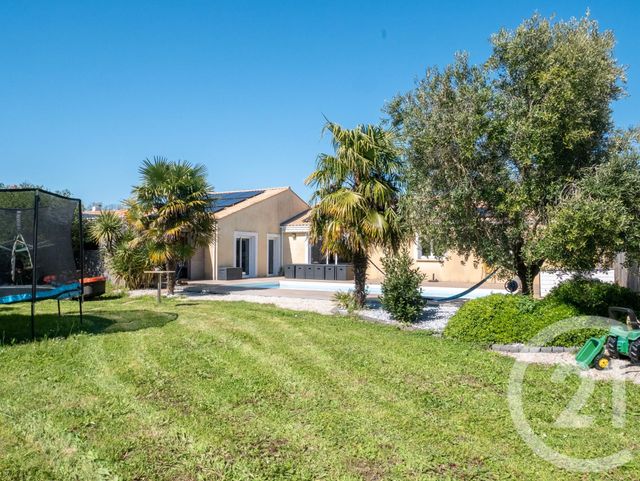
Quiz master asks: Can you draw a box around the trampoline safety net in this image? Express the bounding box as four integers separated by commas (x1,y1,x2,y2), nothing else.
0,189,83,303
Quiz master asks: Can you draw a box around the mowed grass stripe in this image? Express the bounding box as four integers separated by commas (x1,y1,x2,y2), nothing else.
149,303,490,477
163,311,366,477
113,311,346,479
0,332,214,479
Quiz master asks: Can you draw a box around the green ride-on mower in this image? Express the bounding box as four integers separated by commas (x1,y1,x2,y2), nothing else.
576,307,640,370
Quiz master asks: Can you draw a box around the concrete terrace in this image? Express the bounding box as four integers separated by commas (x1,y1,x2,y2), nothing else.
181,277,503,298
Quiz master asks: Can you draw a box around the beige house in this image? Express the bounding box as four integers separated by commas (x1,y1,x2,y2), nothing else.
189,187,309,280
188,186,490,284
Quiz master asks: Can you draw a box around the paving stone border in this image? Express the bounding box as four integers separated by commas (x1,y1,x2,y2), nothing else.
490,344,578,353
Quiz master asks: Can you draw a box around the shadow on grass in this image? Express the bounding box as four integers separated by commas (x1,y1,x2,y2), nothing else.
0,309,178,344
82,292,128,302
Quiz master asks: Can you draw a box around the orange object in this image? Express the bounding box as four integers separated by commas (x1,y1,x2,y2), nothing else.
82,276,106,284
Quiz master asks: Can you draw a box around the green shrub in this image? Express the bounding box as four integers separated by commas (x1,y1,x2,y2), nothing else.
108,237,153,289
333,290,360,314
443,294,602,347
380,249,425,323
546,277,640,317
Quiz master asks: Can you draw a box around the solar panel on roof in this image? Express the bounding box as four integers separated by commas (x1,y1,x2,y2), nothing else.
207,190,265,213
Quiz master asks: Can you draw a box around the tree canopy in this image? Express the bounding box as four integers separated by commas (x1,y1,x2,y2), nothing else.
388,13,627,294
540,132,640,271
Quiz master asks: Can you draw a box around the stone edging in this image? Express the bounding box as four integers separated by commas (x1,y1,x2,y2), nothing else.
490,344,578,353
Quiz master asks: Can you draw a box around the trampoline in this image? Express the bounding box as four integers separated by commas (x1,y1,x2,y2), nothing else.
0,189,84,338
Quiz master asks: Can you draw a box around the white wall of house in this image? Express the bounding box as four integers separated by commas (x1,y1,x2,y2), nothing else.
540,269,615,297
282,231,308,266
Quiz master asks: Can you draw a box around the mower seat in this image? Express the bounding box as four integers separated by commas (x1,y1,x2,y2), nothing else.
608,306,640,329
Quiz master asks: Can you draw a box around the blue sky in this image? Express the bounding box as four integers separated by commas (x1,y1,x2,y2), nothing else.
0,1,638,206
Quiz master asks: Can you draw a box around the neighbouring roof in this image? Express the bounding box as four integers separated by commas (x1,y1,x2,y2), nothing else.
280,208,312,232
82,209,128,219
208,187,292,218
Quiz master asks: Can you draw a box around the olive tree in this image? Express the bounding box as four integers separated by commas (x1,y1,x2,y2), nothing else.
540,132,640,271
388,13,625,294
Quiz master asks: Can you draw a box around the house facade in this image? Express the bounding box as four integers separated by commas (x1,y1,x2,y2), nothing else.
88,186,616,294
85,186,491,283
188,186,490,283
279,209,489,284
189,187,309,280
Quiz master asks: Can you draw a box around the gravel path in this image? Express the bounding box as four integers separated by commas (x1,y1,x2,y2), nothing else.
129,288,461,330
129,288,337,314
357,302,462,332
500,350,640,384
191,293,337,314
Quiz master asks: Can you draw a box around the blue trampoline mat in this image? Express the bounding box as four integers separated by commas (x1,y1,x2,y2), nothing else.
0,282,81,305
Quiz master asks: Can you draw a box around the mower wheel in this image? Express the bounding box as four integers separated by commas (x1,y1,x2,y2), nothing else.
593,354,611,370
606,336,619,358
629,339,640,364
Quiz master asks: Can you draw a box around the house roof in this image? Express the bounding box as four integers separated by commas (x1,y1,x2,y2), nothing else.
208,189,266,213
280,208,312,232
210,187,293,218
280,209,311,226
84,187,303,221
82,209,128,219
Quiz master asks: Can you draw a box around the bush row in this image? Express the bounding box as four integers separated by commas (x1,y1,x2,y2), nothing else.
444,278,640,347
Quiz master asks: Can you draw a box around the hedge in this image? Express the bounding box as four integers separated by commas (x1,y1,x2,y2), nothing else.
545,277,640,317
444,278,640,347
443,294,603,347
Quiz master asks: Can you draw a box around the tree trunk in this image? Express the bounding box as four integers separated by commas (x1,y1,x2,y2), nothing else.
166,259,177,295
353,251,368,307
515,260,542,296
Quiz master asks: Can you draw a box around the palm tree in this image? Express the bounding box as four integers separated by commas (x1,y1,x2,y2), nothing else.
128,157,216,294
89,211,126,256
305,121,404,307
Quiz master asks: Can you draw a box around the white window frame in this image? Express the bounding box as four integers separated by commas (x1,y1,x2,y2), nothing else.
233,231,258,277
266,234,281,276
305,235,334,264
415,236,439,262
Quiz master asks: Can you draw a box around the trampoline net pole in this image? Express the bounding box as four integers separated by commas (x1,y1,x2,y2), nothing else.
30,191,40,340
78,200,84,325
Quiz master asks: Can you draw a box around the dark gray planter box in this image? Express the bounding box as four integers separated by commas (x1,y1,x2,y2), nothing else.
285,265,296,279
295,265,306,279
313,265,325,280
305,265,314,278
218,267,242,280
324,265,336,280
335,264,354,281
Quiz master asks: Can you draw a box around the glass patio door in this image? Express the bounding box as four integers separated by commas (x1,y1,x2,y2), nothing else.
267,235,280,276
235,237,251,275
268,239,274,275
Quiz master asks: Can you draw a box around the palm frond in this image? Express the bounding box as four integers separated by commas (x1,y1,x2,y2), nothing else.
307,121,404,260
127,157,217,268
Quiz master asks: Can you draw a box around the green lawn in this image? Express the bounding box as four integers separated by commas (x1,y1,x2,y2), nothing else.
0,296,638,480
